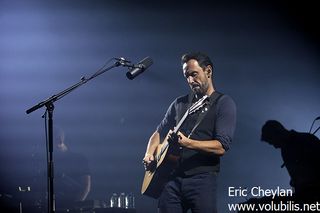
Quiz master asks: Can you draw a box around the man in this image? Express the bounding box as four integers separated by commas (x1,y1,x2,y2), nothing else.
143,52,236,213
29,127,91,211
261,120,320,202
53,127,91,209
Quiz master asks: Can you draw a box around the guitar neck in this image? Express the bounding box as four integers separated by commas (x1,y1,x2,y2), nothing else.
173,110,189,133
172,95,208,134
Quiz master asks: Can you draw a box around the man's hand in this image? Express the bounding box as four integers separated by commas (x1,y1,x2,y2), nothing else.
168,130,191,148
176,131,192,148
168,130,180,144
142,153,155,171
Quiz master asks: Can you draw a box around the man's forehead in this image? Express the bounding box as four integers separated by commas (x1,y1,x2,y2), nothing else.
183,59,201,73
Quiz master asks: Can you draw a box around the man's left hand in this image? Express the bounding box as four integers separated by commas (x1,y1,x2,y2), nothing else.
177,131,192,148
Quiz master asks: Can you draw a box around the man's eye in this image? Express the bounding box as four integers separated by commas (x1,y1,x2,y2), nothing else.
185,72,197,79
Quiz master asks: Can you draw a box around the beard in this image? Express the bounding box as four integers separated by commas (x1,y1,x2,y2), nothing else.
191,81,209,96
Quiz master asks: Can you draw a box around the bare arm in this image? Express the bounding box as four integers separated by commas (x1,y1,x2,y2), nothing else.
77,175,91,201
142,131,161,169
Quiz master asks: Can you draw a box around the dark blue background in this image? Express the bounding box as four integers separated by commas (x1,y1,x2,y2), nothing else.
1,0,319,212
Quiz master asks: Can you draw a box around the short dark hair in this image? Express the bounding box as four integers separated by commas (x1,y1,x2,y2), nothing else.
181,52,213,69
261,120,287,143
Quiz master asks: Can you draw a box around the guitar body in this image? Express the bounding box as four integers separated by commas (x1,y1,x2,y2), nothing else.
141,134,180,198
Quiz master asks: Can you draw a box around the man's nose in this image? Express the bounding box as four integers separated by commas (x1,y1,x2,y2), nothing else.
187,76,195,83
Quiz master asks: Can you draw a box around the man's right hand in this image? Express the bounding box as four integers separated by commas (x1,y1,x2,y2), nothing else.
143,153,155,171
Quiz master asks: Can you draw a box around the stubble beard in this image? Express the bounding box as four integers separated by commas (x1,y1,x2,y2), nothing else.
192,81,209,97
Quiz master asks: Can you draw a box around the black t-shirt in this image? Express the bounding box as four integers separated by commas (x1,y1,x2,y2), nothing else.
157,91,236,175
54,151,90,204
31,150,90,208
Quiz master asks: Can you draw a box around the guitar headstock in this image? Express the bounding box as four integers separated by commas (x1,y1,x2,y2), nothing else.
172,95,209,134
188,95,209,114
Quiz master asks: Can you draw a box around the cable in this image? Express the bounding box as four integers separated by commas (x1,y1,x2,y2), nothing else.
309,116,320,134
88,57,115,80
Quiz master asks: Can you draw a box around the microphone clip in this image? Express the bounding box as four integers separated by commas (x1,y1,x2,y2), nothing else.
114,57,134,68
115,56,153,80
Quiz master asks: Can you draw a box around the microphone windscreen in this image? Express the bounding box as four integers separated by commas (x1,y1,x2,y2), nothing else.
140,56,153,69
126,56,153,80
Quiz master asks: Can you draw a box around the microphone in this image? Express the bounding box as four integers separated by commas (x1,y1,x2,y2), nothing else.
126,57,153,80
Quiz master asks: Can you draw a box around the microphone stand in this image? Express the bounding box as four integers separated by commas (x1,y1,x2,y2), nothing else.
26,60,123,213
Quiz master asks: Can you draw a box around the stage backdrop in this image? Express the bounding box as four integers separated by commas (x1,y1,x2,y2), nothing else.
1,0,319,212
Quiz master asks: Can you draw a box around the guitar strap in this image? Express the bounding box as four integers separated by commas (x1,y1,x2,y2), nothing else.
187,92,223,138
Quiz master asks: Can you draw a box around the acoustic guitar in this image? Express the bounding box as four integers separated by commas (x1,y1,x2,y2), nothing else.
141,95,208,198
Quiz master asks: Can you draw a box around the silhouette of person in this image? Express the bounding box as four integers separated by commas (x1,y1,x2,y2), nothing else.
31,127,92,210
53,127,91,209
261,120,320,201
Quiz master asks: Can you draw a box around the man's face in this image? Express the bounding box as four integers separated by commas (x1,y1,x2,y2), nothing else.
183,59,210,96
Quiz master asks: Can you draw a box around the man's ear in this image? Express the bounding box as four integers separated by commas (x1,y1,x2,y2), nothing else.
205,65,212,78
